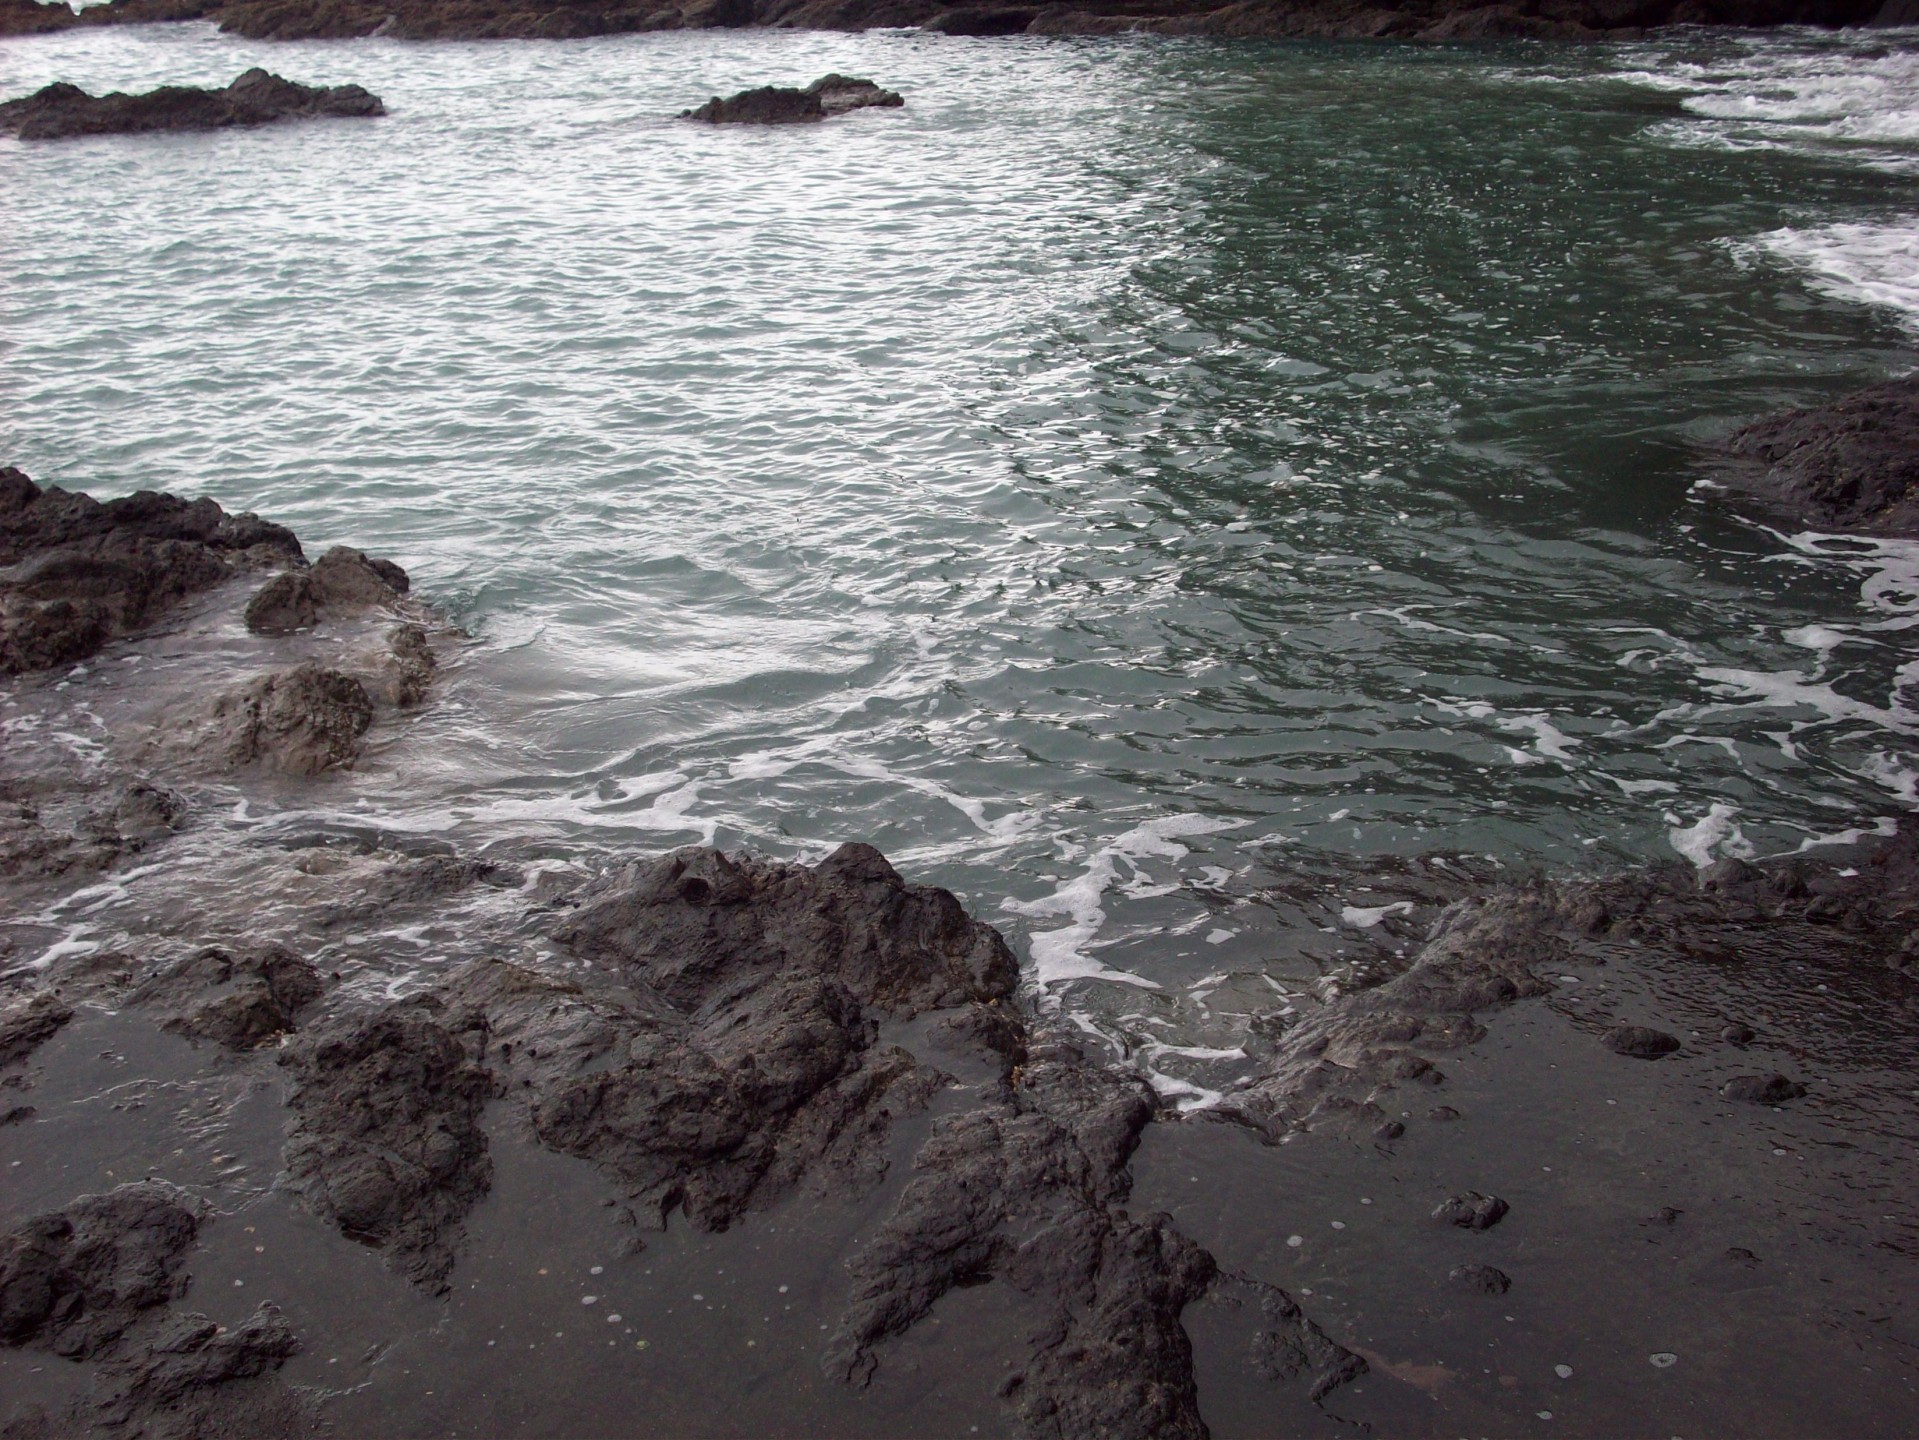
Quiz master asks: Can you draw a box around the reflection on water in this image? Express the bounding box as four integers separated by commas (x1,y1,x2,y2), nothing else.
3,23,1917,1097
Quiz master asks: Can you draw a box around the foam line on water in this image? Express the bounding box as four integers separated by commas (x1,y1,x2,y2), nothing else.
1001,814,1243,994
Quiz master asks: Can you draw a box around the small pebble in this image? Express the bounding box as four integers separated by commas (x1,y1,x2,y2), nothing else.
778,1285,789,1294
1650,1352,1678,1369
1538,1412,1553,1421
607,1314,622,1323
1286,1235,1304,1248
582,1296,598,1305
1555,1364,1573,1379
590,1266,604,1275
1331,1221,1346,1230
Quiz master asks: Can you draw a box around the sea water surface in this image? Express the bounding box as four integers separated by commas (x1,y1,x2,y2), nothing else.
4,22,1918,1099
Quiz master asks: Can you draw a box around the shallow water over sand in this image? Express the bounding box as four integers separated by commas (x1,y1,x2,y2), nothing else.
4,23,1919,1095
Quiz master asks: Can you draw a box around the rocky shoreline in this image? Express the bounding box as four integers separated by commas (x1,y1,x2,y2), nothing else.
0,71,384,142
3,409,1917,1435
0,0,1912,43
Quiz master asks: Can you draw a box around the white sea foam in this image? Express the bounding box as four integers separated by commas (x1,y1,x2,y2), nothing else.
1750,222,1919,333
1001,814,1243,993
1667,803,1755,869
1339,900,1414,929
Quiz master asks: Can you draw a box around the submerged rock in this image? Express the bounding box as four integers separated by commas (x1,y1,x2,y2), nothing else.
0,990,74,1068
91,1302,312,1440
1721,1072,1808,1104
1604,1023,1682,1059
205,663,375,777
244,545,408,636
1714,373,1919,538
130,943,324,1049
0,68,384,142
1432,1191,1509,1230
681,74,903,125
1447,1262,1512,1294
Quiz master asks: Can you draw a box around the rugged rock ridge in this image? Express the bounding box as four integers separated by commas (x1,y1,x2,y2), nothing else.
0,0,1901,42
0,69,384,142
0,468,301,677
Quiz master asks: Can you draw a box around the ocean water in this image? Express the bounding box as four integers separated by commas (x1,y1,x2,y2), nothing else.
4,22,1918,1101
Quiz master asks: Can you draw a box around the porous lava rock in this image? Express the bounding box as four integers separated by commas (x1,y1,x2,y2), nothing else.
0,1182,201,1357
280,1005,495,1292
0,468,300,677
682,73,903,124
206,663,375,777
1717,373,1919,538
1432,1190,1509,1229
0,68,383,142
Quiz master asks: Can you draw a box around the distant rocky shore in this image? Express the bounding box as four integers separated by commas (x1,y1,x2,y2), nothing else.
1,0,1912,43
0,70,383,142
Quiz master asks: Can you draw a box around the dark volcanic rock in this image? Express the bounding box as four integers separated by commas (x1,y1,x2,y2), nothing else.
0,991,74,1068
130,943,324,1049
1721,1072,1808,1104
93,1302,312,1440
1604,1023,1682,1059
0,68,384,142
280,1005,494,1292
1716,374,1919,538
826,1040,1219,1439
1447,1262,1512,1294
1240,1278,1367,1400
0,781,187,884
0,1182,201,1357
1432,1191,1509,1230
206,662,374,777
682,73,903,124
0,468,300,677
243,545,408,636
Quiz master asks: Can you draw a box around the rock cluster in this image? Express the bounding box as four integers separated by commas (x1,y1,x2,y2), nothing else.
0,68,383,142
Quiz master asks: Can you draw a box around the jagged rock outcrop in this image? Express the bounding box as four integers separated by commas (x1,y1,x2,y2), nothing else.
243,545,409,636
0,69,384,142
0,468,300,677
1715,372,1919,538
129,943,325,1049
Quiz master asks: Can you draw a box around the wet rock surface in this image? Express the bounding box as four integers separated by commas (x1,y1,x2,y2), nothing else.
1715,372,1919,538
1604,1022,1682,1058
0,1182,200,1357
0,69,384,142
681,74,904,124
16,0,1897,43
0,469,299,678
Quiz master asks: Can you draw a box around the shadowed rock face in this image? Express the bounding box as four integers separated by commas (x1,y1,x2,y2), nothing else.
0,68,384,142
5,0,1895,43
0,469,301,677
1715,373,1919,538
682,74,905,124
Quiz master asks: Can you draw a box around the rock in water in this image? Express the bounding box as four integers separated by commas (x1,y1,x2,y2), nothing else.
244,545,409,635
682,74,903,124
1721,1073,1808,1104
1432,1191,1509,1230
1447,1263,1513,1294
1604,1024,1682,1059
207,663,375,777
0,68,383,142
1715,373,1919,538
